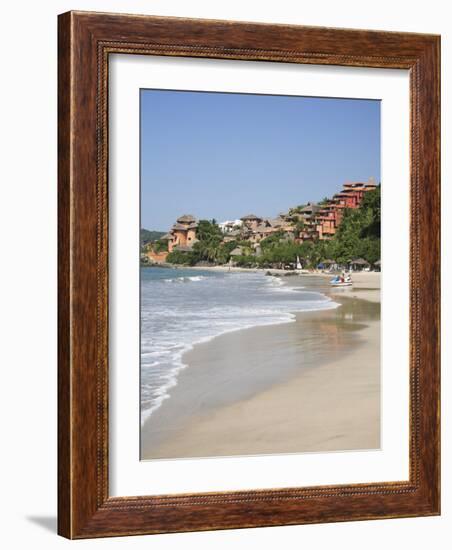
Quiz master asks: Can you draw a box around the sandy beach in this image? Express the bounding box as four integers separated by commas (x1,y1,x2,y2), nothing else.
141,271,380,460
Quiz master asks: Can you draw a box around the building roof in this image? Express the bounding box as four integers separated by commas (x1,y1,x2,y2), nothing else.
172,223,190,231
160,233,173,240
264,218,284,227
171,222,198,231
343,181,377,191
255,224,274,233
230,247,243,256
300,204,320,215
176,214,196,223
350,258,370,265
241,214,262,221
343,182,366,188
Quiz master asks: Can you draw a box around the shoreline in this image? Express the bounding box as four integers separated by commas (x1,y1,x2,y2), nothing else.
141,262,294,275
141,272,381,460
142,261,380,278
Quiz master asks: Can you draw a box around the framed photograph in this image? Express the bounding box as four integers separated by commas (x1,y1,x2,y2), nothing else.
58,11,440,539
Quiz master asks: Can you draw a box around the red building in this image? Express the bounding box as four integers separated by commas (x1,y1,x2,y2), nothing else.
315,181,377,240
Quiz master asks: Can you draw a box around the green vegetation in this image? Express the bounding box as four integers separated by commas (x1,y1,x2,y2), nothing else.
165,186,380,269
140,229,165,246
165,248,193,265
327,185,380,264
237,187,380,268
295,219,305,233
152,239,168,253
289,204,307,214
191,220,224,263
167,220,236,266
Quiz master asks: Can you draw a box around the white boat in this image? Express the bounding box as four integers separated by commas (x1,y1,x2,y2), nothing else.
330,275,353,287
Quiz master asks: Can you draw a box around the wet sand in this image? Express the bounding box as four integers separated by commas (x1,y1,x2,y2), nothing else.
141,273,380,460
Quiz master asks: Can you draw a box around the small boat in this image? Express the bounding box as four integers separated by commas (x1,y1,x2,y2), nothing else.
330,275,353,287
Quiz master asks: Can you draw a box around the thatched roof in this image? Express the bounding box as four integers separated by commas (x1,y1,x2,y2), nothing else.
350,258,369,265
374,260,381,266
172,222,197,231
241,214,262,221
172,223,189,231
265,217,284,228
230,247,243,256
160,233,173,240
300,204,320,216
255,225,273,234
176,214,196,223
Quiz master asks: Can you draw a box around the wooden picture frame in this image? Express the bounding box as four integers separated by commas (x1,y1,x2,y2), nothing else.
58,11,440,539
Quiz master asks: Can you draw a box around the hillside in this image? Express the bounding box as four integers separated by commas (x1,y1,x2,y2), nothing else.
166,186,380,268
140,229,165,245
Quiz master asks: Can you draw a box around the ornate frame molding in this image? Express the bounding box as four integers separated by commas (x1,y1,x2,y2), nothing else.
58,11,440,538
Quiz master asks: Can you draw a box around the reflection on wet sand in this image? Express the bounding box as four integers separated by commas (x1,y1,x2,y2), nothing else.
141,275,380,460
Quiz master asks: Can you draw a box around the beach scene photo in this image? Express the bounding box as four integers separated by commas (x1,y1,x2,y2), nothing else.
140,89,381,460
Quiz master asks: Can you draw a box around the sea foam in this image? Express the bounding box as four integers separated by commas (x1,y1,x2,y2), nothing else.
140,268,338,424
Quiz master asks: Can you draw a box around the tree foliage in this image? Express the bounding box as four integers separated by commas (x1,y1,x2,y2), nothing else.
166,249,193,265
331,186,380,264
140,229,165,246
153,239,168,253
191,220,224,263
167,220,233,265
166,186,380,268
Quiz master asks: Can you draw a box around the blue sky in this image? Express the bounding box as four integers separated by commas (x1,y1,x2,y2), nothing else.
141,89,380,231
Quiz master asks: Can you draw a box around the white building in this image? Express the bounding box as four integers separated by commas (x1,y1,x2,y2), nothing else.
218,219,243,233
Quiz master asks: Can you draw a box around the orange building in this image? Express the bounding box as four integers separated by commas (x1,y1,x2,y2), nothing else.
315,203,338,240
167,215,198,252
145,250,169,263
315,181,378,240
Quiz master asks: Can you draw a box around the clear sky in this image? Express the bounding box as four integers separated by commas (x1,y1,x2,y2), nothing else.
141,89,380,231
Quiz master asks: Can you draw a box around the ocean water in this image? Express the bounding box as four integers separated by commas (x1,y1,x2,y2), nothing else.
140,267,338,424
